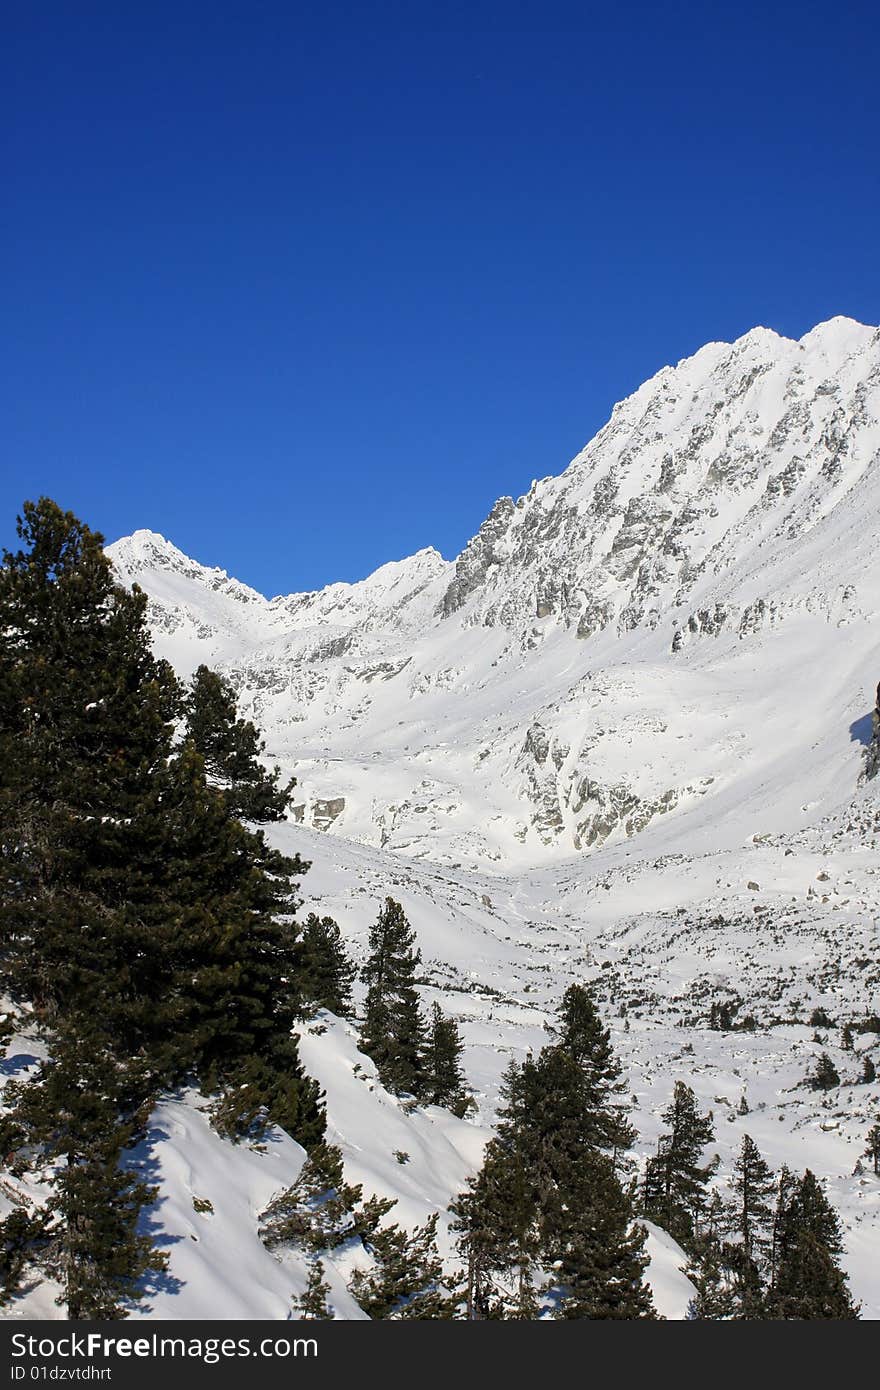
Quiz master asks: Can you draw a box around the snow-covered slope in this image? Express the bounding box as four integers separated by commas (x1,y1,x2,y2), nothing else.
107,316,880,864
93,315,880,1317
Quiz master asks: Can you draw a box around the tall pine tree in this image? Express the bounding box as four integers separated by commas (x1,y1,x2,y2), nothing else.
765,1170,859,1319
421,1003,468,1113
184,664,295,822
452,987,654,1320
360,898,425,1097
643,1082,716,1248
728,1133,775,1316
551,983,636,1162
0,499,325,1313
296,914,355,1017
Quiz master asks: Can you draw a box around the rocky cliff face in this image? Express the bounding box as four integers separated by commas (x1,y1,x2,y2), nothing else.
437,317,879,638
864,682,880,782
108,316,880,863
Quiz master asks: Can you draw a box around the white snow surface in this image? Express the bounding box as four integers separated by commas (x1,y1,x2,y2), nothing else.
5,316,879,1320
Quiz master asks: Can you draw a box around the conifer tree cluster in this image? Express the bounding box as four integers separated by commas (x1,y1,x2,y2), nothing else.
0,499,324,1317
451,983,654,1319
359,899,467,1112
643,1083,858,1319
656,1126,862,1320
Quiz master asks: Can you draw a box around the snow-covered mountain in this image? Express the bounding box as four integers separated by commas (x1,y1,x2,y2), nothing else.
109,315,880,864
91,315,880,1317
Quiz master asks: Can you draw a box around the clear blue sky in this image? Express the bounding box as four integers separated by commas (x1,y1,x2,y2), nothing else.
3,1,878,595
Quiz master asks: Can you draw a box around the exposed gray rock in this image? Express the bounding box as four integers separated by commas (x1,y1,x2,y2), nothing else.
312,797,346,830
440,496,516,617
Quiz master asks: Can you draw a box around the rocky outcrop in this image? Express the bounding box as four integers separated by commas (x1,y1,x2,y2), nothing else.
440,496,517,617
864,683,880,781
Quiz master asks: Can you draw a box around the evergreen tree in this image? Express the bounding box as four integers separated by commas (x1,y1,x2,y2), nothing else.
360,899,425,1096
452,989,654,1321
862,1056,876,1084
0,499,180,1029
0,499,326,1312
551,982,636,1161
0,1210,47,1308
643,1082,716,1248
348,1212,456,1319
292,1259,333,1319
683,1189,738,1320
421,1003,468,1113
767,1163,796,1292
549,1149,654,1319
685,1241,738,1320
296,914,355,1017
864,1121,880,1176
259,1142,394,1254
807,1053,840,1091
1,499,323,1133
184,664,294,821
5,1031,165,1318
259,1143,455,1321
728,1134,775,1316
515,1046,653,1318
450,1112,541,1320
766,1171,859,1319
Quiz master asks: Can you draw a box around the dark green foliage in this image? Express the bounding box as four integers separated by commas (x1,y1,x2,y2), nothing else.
643,1082,716,1248
0,1210,46,1307
1,499,321,1116
184,664,294,822
5,1032,166,1319
450,1118,541,1319
809,1008,834,1029
421,1003,468,1113
709,1000,738,1030
765,1170,859,1319
293,1260,333,1319
548,1150,655,1319
259,1142,455,1321
865,1121,880,1175
862,1056,876,1084
360,898,425,1096
686,1151,858,1321
452,989,653,1320
43,1151,162,1320
296,914,355,1017
348,1213,456,1320
0,498,325,1315
727,1134,776,1316
259,1143,393,1254
551,983,636,1160
686,1241,738,1320
683,1188,739,1319
0,499,180,1027
208,1047,324,1149
807,1053,840,1091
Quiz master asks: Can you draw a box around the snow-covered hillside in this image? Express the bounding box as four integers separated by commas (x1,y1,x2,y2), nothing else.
108,316,880,864
92,315,880,1316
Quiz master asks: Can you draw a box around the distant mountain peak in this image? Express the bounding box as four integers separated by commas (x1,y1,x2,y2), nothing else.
111,315,880,862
